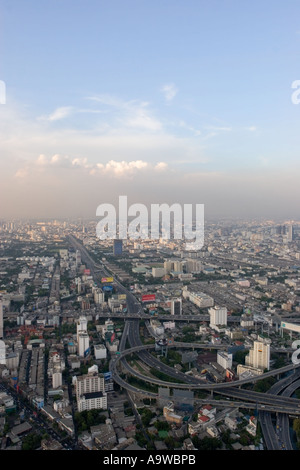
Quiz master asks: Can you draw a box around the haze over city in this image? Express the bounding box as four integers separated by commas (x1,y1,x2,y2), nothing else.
1,0,300,220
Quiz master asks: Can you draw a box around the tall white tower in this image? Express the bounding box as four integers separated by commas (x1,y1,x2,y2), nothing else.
78,333,90,358
287,224,294,242
52,372,63,389
77,316,88,342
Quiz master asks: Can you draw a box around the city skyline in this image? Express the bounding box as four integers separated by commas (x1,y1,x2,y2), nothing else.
1,1,300,220
1,3,300,451
1,217,300,451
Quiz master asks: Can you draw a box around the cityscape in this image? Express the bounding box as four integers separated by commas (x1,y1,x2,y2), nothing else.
1,0,300,457
1,218,300,452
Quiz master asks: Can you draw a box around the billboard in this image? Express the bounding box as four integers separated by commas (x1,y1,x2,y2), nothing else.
110,332,116,344
112,294,125,300
103,285,113,292
102,277,114,283
103,372,112,381
142,294,156,302
118,294,126,300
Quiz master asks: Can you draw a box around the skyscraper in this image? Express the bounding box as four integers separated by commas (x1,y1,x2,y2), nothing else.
171,298,182,316
209,306,228,328
0,297,3,339
113,239,123,256
77,316,89,357
78,333,90,358
287,224,294,242
77,316,88,341
75,250,81,269
74,369,107,412
0,297,5,365
246,340,270,371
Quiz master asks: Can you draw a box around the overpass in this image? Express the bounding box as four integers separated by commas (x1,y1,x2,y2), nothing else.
70,235,300,419
109,341,300,415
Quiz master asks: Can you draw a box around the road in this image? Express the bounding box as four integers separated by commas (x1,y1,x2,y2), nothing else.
0,381,73,450
278,377,300,450
69,234,300,445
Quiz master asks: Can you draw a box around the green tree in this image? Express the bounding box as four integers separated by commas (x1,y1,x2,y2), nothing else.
253,377,276,393
293,418,300,438
154,421,170,431
22,432,42,450
135,431,147,448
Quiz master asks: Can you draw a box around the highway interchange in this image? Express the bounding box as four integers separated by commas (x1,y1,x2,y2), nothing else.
68,235,300,450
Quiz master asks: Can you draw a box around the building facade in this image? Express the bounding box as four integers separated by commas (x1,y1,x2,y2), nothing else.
245,340,270,371
75,371,107,412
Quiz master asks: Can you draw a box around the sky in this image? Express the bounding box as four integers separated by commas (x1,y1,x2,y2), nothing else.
1,0,300,220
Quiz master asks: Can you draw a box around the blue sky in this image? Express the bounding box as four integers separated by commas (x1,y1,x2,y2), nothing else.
1,0,300,218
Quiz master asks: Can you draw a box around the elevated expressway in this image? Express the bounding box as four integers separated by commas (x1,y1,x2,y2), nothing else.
110,336,300,414
69,235,300,444
259,369,300,450
278,378,300,449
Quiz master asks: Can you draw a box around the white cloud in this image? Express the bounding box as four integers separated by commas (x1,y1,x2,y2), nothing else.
87,94,162,132
179,120,202,136
154,162,168,171
204,125,232,132
102,159,149,176
14,154,168,180
1,95,211,194
86,94,126,108
161,83,178,102
14,168,29,179
39,106,73,122
36,154,48,166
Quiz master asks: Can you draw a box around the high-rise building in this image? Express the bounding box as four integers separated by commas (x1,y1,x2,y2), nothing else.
164,260,174,274
94,288,105,305
77,315,89,357
209,306,227,328
0,297,3,339
245,340,270,371
276,225,285,235
52,372,63,389
185,259,202,273
78,333,90,358
74,369,107,412
113,239,123,256
77,316,88,342
171,298,182,316
164,260,185,274
173,261,184,272
287,224,294,242
75,369,105,396
94,344,107,360
75,250,81,269
0,340,5,365
217,351,233,370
